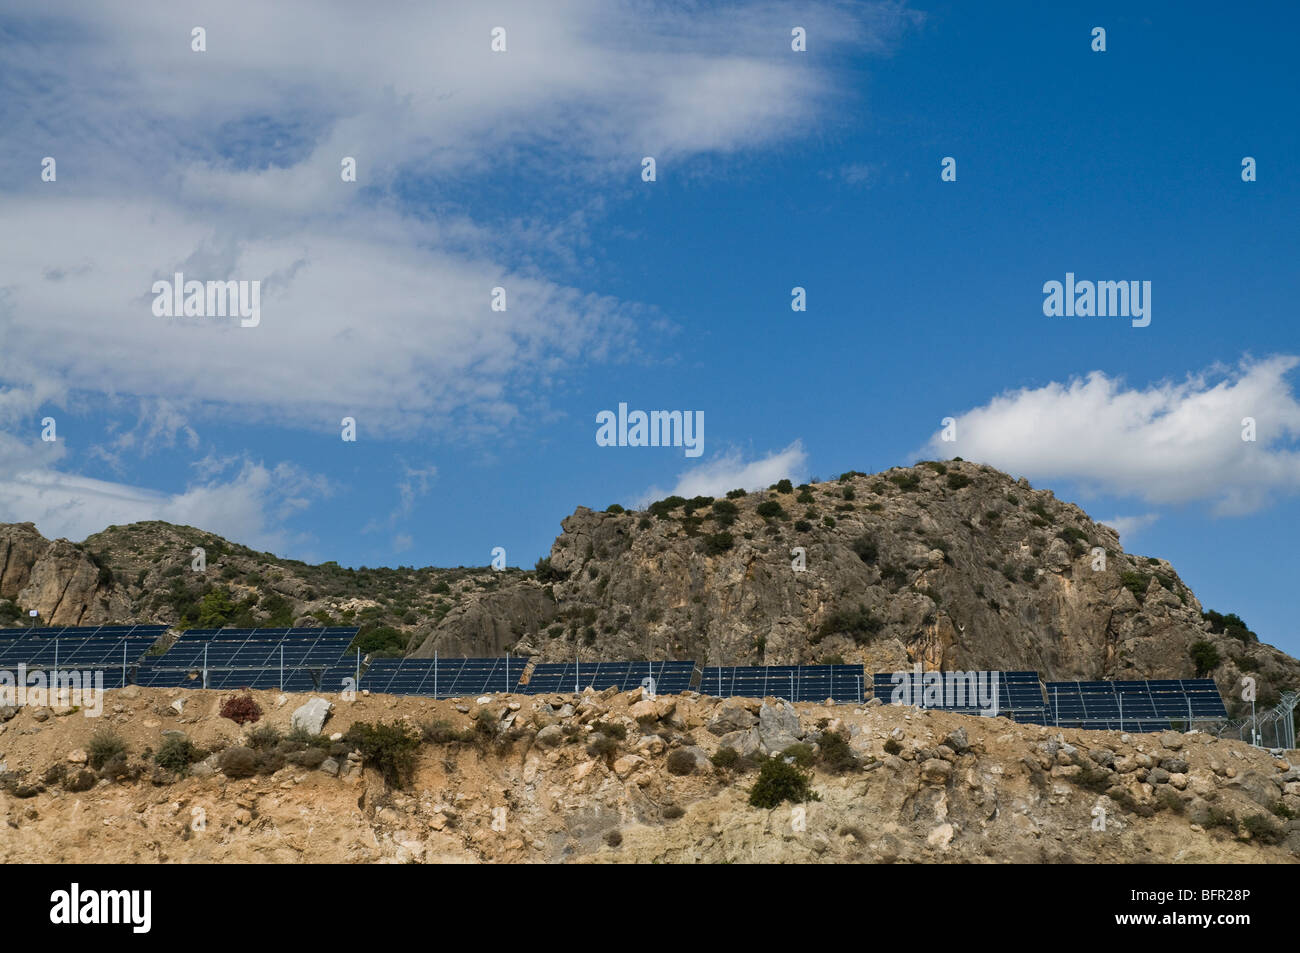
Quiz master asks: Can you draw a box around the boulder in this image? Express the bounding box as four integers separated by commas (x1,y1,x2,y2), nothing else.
943,726,970,753
757,700,802,753
612,755,644,779
716,728,761,757
535,725,563,747
319,757,340,777
921,759,952,783
706,702,757,736
291,697,333,735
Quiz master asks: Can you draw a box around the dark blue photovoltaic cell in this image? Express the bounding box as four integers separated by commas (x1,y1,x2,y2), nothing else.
0,625,168,670
519,661,700,695
871,670,1046,719
355,658,527,697
127,628,357,691
697,665,865,702
147,628,356,669
1042,679,1228,729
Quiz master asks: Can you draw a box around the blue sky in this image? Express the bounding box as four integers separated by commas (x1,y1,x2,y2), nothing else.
1,1,1297,654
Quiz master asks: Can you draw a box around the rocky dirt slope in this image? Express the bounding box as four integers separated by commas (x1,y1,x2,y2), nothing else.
1,686,1296,864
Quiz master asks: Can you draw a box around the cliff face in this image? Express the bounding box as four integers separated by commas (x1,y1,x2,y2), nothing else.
0,523,127,625
1,461,1295,715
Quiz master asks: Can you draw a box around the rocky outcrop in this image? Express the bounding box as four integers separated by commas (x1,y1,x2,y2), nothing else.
0,525,127,625
408,462,1300,714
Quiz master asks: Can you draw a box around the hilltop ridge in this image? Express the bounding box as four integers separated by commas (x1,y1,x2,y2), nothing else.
0,460,1295,721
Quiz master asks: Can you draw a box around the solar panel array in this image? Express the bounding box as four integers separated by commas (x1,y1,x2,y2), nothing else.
135,660,359,692
0,625,168,671
132,627,357,692
145,627,357,669
1041,679,1229,731
871,670,1047,719
699,665,866,702
358,657,528,697
519,660,698,696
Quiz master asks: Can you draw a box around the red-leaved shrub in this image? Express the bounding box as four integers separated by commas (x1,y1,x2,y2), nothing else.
219,693,262,725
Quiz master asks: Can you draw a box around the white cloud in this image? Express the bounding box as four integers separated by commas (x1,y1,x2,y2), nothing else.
0,1,912,440
0,459,331,552
1101,513,1159,542
921,356,1300,514
638,441,808,504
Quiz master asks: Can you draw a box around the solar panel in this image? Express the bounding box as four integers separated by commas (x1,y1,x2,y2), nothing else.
872,670,1046,717
699,665,865,702
354,658,527,697
0,625,168,671
143,627,357,676
1042,679,1228,728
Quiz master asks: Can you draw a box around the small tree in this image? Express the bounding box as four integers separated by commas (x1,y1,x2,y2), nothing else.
1190,640,1221,677
749,759,820,809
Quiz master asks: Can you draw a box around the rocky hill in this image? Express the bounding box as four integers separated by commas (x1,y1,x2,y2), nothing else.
1,460,1296,718
1,685,1296,863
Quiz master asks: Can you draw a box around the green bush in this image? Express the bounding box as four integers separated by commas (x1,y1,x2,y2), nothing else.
702,532,734,555
755,501,786,519
534,557,569,583
1202,610,1256,643
154,735,200,774
883,738,902,755
88,729,129,770
605,503,625,514
711,747,739,770
1242,813,1283,844
817,731,859,773
726,488,747,499
946,473,971,490
780,743,816,767
345,720,422,788
1190,640,1221,677
773,479,793,494
354,625,406,655
889,473,920,492
748,759,820,809
1120,571,1151,601
816,605,883,645
647,495,687,518
246,723,282,750
793,520,812,533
